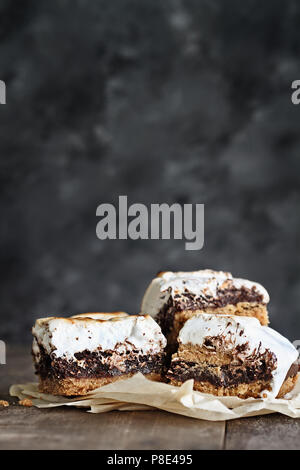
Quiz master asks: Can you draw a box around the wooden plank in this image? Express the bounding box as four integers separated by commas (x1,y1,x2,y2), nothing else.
0,347,225,450
0,406,225,450
225,414,300,450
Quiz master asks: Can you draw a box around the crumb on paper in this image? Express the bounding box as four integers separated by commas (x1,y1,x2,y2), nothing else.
19,398,33,407
0,400,9,407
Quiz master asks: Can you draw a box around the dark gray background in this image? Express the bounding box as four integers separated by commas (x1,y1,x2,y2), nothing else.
1,0,300,344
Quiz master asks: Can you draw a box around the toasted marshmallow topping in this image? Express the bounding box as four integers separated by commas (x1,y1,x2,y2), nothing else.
71,312,129,320
141,270,270,317
179,314,298,399
32,312,166,360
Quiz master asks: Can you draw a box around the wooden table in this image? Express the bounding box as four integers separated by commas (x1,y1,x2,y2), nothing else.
1,347,300,450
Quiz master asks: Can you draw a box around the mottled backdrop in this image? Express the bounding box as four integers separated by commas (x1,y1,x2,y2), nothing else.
1,0,300,343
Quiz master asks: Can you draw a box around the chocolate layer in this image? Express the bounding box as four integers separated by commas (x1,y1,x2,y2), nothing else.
156,297,176,336
167,359,299,387
33,345,165,380
175,285,264,310
156,286,265,336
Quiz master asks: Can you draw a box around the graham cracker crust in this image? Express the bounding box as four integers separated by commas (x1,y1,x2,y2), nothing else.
169,373,299,399
174,343,264,366
38,372,163,396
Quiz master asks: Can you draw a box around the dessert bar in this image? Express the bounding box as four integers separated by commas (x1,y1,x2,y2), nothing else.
141,270,269,353
166,313,299,398
32,312,166,396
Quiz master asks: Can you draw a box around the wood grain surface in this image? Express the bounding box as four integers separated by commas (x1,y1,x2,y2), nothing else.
0,347,299,450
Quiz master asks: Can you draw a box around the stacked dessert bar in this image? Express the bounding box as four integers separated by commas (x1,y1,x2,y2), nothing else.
141,270,299,399
141,270,269,353
32,269,299,399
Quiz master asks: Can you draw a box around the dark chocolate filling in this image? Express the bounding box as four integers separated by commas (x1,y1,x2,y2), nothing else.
156,297,176,337
33,345,165,380
166,359,299,387
156,286,265,336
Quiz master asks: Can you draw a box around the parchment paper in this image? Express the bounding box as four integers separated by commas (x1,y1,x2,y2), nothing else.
9,373,300,421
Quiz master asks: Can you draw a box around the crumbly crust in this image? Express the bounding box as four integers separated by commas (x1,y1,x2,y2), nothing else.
169,373,299,399
174,341,272,366
175,302,269,327
19,398,33,407
38,372,163,396
0,400,9,407
174,343,233,365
